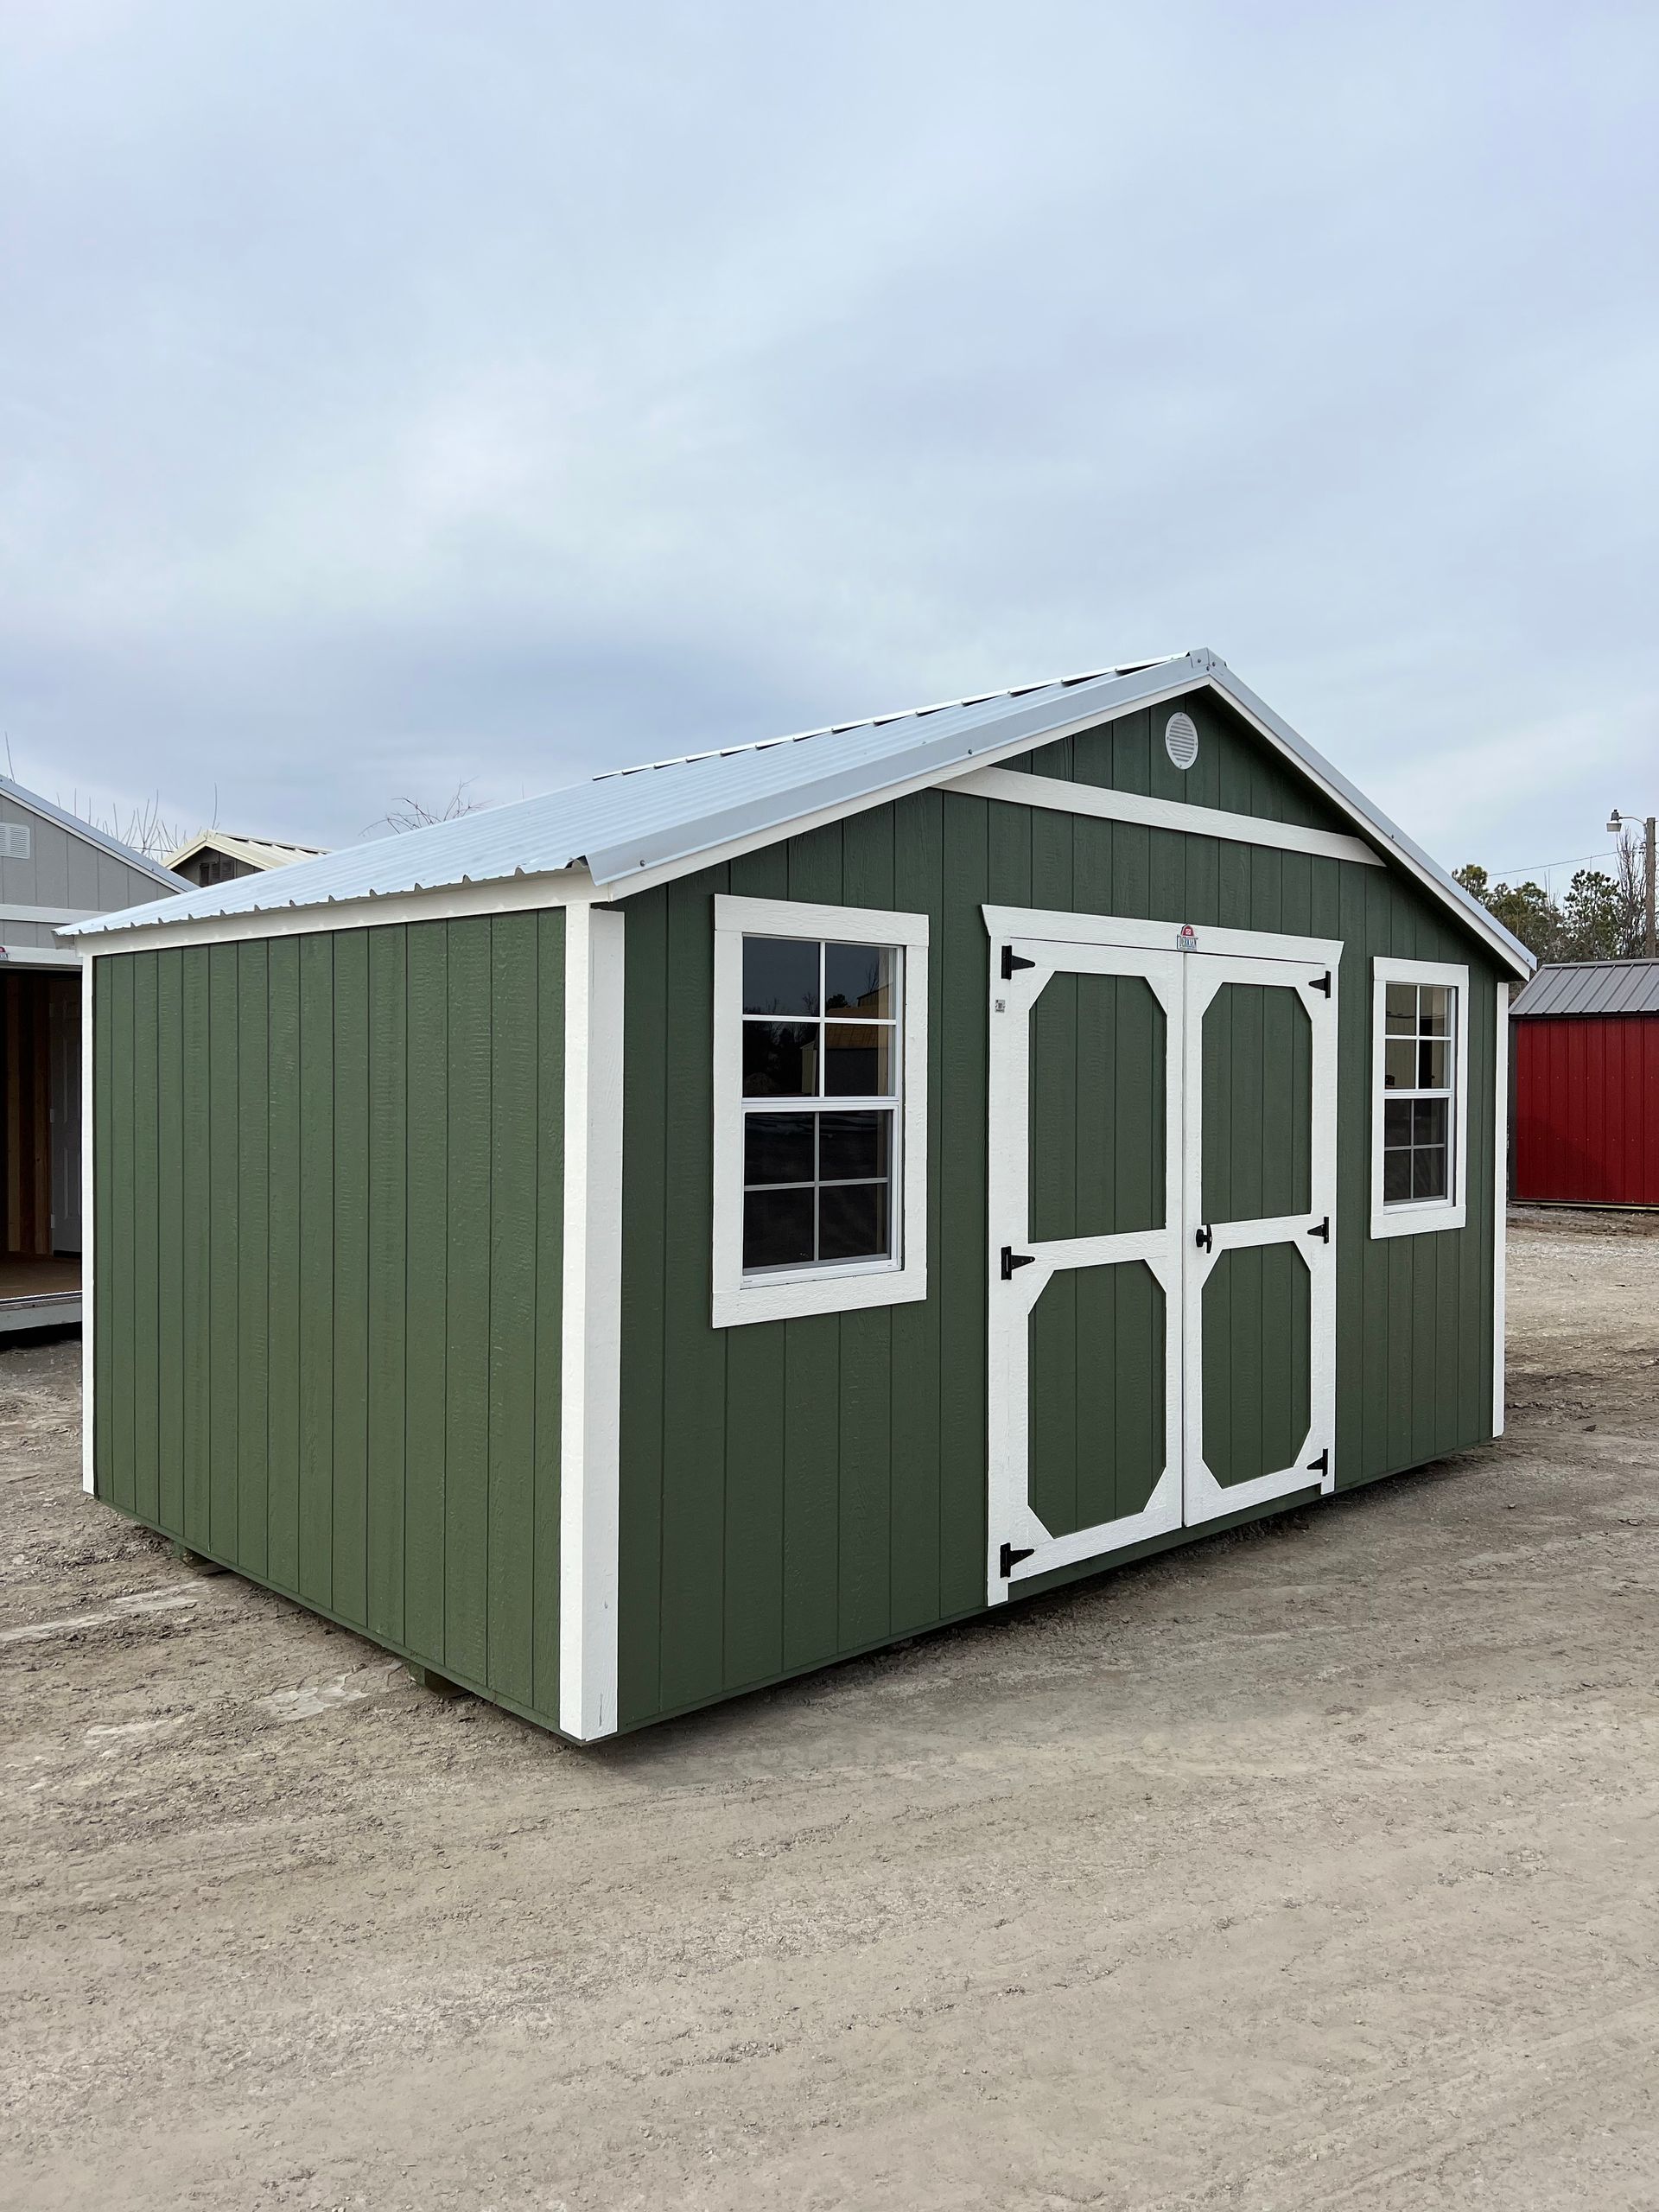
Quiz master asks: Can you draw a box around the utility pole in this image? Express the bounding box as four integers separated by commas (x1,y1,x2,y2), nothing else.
1606,808,1657,957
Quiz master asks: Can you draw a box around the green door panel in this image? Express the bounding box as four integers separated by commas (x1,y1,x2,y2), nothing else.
1029,971,1166,1242
1200,982,1311,1223
1028,1260,1166,1535
1201,1243,1312,1487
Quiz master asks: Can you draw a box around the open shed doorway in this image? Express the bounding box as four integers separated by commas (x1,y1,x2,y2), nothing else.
1,967,82,1332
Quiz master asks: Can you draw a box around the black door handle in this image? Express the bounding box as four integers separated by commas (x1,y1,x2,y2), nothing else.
1194,1224,1212,1252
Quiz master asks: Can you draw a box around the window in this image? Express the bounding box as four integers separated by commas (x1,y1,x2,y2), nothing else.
1370,957,1469,1238
713,894,929,1326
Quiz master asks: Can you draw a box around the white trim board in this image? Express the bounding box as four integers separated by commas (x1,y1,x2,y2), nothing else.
1369,956,1471,1241
72,868,591,957
558,904,626,1742
951,765,1382,868
0,905,101,927
710,892,930,1328
2,945,82,969
983,905,1344,969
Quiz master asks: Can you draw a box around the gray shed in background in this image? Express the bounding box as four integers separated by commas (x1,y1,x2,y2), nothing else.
0,776,184,1331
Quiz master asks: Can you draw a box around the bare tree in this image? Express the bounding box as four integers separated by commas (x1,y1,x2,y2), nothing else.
366,781,481,836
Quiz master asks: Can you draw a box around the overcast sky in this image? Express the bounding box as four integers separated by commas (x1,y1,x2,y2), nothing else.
4,3,1657,890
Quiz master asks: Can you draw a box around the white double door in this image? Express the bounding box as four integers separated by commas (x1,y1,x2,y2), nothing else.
984,908,1342,1599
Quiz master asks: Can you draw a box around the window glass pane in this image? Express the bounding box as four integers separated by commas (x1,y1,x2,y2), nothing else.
1384,983,1417,1033
1416,1039,1449,1089
1412,1147,1447,1200
1418,986,1450,1037
1382,1148,1412,1203
743,1185,815,1269
1383,1039,1414,1090
744,1113,815,1185
824,1023,892,1096
742,1020,817,1097
825,943,893,1018
1412,1097,1449,1147
743,937,819,1017
818,1179,889,1262
1382,1099,1412,1147
820,1109,890,1183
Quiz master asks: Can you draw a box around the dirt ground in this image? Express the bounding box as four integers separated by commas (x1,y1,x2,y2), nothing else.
4,1208,1657,2211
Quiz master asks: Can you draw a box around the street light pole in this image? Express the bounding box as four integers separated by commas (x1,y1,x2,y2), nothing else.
1606,809,1657,958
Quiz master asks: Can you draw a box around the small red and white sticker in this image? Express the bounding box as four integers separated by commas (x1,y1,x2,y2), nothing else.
1177,924,1198,951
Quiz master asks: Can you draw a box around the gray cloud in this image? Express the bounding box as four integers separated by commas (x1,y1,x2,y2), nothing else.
3,1,1657,890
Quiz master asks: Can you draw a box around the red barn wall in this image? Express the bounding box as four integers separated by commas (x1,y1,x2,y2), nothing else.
1514,1014,1659,1206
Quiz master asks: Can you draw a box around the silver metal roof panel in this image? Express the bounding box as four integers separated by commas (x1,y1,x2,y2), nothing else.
65,649,1535,976
1511,959,1659,1018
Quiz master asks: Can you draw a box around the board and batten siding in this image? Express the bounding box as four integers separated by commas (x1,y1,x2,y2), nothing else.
614,694,1503,1732
91,911,568,1723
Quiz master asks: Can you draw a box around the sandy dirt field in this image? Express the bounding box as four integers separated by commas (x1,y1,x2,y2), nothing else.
4,1208,1657,2210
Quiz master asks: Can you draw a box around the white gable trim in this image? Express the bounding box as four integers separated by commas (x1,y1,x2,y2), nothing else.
951,763,1383,868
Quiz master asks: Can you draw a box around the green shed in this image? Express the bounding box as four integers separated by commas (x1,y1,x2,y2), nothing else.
70,651,1535,1741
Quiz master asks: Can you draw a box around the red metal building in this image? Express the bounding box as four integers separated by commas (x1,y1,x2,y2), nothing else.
1511,959,1659,1206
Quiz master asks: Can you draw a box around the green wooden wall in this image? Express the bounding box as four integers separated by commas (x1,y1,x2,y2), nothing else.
614,691,1503,1730
92,911,567,1723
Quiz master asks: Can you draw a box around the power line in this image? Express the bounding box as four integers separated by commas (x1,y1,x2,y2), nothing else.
1484,847,1618,880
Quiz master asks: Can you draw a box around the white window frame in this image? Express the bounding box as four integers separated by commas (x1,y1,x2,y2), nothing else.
712,893,929,1328
1370,955,1469,1239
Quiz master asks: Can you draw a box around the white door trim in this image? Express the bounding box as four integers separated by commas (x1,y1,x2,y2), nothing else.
985,927,1186,1599
1180,954,1339,1525
984,905,1344,968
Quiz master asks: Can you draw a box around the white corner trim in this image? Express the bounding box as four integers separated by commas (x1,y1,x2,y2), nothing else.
1369,956,1470,1240
1493,978,1510,1435
80,957,95,1495
711,892,929,1329
558,904,625,1741
952,764,1383,868
982,904,1344,970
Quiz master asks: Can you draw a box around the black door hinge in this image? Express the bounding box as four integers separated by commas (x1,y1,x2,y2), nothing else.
1001,945,1037,981
1306,1447,1329,1476
1310,971,1332,996
1001,1245,1036,1280
1194,1224,1213,1252
1306,1216,1331,1242
1000,1541,1035,1579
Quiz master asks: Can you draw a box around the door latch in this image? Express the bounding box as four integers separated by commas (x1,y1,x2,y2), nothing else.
1194,1224,1213,1252
1000,1245,1036,1281
999,1541,1035,1579
1306,1216,1331,1242
1001,945,1037,981
1309,971,1332,996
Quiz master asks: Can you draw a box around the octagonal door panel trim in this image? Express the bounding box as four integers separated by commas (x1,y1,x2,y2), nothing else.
1181,951,1339,1523
984,931,1185,1599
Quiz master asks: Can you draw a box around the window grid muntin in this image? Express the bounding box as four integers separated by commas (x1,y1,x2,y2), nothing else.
740,936,903,1279
1381,981,1458,1207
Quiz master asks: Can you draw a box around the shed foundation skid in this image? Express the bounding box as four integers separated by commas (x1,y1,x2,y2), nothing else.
78,652,1530,1739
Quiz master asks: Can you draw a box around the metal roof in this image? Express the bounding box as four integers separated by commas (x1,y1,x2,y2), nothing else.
64,648,1535,975
0,774,189,892
165,831,330,873
1510,959,1659,1019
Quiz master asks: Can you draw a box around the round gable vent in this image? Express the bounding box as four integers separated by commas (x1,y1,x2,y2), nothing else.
1165,711,1199,770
